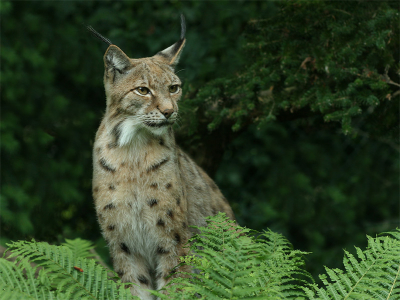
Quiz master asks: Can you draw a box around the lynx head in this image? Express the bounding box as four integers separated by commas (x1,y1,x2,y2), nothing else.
101,16,186,147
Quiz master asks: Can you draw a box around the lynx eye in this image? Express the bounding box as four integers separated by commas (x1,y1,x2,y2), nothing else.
169,85,180,94
135,87,150,95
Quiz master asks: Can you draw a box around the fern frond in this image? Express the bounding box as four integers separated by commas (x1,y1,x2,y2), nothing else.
304,229,400,299
154,213,310,299
3,239,138,300
0,258,61,300
62,238,95,260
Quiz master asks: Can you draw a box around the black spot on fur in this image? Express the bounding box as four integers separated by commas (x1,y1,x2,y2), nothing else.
104,203,115,210
170,268,177,275
148,198,158,207
167,209,174,218
128,202,133,208
157,219,165,227
156,271,163,279
166,183,172,189
120,243,130,254
107,225,115,231
111,120,124,146
117,270,124,277
99,158,116,173
147,268,157,290
109,185,115,190
195,186,203,191
176,197,181,206
137,275,149,285
150,183,158,189
210,181,219,191
107,142,118,149
147,157,169,173
182,222,187,229
93,187,99,193
157,246,169,254
159,138,164,146
212,207,217,215
174,233,181,243
110,108,124,119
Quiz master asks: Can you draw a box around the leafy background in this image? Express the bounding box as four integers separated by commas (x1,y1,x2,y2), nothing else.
1,0,399,280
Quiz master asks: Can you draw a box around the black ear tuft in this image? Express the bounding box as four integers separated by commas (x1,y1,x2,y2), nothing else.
180,14,186,40
154,15,186,67
86,24,113,46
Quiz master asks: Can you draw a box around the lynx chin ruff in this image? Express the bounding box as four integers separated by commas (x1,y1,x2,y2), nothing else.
91,16,235,299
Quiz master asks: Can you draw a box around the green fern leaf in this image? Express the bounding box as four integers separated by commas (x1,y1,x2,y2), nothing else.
0,258,62,300
154,213,310,299
3,239,138,300
305,229,400,299
62,238,95,260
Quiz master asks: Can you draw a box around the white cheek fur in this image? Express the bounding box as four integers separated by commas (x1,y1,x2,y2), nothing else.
119,118,144,147
118,116,169,151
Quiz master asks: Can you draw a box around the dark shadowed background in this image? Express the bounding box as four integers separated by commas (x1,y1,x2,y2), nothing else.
1,0,399,278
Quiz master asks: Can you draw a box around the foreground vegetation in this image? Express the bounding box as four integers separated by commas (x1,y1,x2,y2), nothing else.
1,214,399,299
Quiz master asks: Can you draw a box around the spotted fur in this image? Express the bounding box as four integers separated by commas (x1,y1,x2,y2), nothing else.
92,16,235,300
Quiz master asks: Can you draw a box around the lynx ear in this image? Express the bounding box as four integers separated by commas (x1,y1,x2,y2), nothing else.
154,14,186,67
104,45,132,82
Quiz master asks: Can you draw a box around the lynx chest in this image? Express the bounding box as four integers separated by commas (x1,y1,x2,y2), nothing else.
92,135,188,263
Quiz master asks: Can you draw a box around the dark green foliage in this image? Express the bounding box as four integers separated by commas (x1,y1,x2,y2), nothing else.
175,0,399,278
216,119,399,278
179,0,398,135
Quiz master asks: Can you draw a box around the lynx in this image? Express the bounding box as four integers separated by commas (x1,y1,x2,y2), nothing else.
91,16,235,299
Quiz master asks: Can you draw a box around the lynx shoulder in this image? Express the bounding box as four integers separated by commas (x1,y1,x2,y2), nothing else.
91,16,235,299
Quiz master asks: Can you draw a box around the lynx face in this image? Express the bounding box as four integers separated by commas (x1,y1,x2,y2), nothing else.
103,36,185,147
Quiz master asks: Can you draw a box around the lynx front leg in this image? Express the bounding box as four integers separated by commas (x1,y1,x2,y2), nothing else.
111,245,156,300
154,245,191,291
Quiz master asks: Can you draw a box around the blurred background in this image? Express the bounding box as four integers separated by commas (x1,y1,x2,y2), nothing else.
1,1,399,279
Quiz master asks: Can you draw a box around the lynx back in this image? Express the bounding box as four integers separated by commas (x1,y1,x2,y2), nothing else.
91,16,235,299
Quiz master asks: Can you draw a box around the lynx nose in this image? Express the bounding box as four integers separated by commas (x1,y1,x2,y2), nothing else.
162,108,174,119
